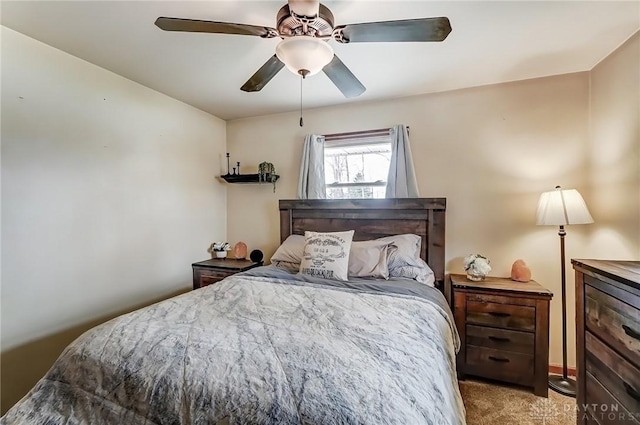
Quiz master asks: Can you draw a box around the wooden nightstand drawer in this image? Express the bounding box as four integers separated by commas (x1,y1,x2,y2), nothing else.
465,345,534,386
192,258,263,290
198,274,227,288
467,298,535,331
585,283,640,368
198,269,233,279
466,325,534,354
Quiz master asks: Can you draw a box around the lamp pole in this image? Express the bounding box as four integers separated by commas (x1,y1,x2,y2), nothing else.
548,223,576,396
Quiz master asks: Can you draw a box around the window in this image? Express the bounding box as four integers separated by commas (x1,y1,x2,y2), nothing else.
323,129,392,199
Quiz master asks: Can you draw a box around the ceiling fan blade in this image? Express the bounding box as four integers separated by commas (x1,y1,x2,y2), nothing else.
322,55,366,98
241,55,285,92
155,17,278,38
333,17,451,43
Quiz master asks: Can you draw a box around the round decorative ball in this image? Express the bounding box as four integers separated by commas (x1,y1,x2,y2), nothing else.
250,249,264,263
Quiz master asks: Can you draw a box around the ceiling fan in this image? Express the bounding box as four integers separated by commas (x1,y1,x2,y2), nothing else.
155,0,451,98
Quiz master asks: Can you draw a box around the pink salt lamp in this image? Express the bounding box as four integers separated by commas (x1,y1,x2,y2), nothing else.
511,259,531,282
233,242,248,259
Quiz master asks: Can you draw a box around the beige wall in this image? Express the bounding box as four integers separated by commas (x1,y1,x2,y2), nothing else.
227,72,593,368
1,27,227,411
587,32,640,258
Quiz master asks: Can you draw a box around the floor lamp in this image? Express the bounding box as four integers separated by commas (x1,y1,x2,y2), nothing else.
536,185,593,397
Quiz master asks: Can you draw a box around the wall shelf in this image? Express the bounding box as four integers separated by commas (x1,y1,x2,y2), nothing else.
220,173,279,184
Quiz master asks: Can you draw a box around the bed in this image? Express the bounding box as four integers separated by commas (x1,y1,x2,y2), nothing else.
2,198,465,425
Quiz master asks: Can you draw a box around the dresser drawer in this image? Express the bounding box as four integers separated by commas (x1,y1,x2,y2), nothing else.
465,345,534,386
467,299,535,331
585,371,640,425
466,325,534,354
586,332,640,418
585,284,640,368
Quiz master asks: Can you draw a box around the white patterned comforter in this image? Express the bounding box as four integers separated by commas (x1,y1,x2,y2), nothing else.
2,266,466,425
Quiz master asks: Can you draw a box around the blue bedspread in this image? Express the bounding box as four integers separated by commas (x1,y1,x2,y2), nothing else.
2,266,465,425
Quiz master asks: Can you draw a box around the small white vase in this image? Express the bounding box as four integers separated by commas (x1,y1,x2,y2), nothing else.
466,272,485,282
215,251,227,259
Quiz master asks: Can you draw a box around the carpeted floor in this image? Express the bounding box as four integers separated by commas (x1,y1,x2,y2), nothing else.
459,379,576,425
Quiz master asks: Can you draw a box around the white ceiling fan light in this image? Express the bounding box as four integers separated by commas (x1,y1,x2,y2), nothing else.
276,36,334,76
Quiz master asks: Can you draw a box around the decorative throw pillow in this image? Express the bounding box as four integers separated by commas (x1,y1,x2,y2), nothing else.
270,234,305,264
348,240,394,279
299,230,354,281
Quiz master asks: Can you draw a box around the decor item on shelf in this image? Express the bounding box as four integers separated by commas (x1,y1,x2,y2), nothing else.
225,153,231,176
258,162,278,192
510,259,532,282
233,242,248,259
536,185,593,397
463,254,491,281
210,242,232,259
258,162,276,181
250,249,264,263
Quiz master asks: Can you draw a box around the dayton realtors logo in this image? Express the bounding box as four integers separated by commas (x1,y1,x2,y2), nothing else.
529,399,564,424
530,399,639,424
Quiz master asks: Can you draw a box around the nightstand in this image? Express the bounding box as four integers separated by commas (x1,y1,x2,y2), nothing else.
450,273,553,397
192,258,263,290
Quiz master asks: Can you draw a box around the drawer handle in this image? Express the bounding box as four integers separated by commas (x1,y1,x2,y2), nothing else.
488,336,511,343
488,356,510,363
489,312,511,318
623,382,640,401
622,324,640,341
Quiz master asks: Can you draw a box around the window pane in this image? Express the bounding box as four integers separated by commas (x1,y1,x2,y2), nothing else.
323,137,391,199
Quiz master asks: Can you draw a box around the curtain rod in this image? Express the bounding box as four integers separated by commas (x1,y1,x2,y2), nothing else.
323,126,409,142
324,128,390,142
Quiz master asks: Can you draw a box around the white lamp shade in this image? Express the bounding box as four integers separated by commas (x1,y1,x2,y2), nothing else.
276,36,334,76
536,187,594,226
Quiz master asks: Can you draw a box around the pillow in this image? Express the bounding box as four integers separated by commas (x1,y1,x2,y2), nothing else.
299,230,354,281
348,240,394,279
270,234,305,264
391,259,436,286
376,234,424,270
271,260,300,271
374,234,435,285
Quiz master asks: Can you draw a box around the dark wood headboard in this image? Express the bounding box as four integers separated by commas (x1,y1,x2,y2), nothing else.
279,198,446,289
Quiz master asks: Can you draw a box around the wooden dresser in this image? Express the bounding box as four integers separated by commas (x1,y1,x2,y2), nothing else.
574,259,640,425
451,274,553,396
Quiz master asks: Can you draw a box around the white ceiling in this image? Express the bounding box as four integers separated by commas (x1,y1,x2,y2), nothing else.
2,1,638,121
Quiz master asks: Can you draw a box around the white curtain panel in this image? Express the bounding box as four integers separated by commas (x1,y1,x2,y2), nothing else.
386,125,420,198
297,134,326,199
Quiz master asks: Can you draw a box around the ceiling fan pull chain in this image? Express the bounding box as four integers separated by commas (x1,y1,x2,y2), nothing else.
299,72,304,127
